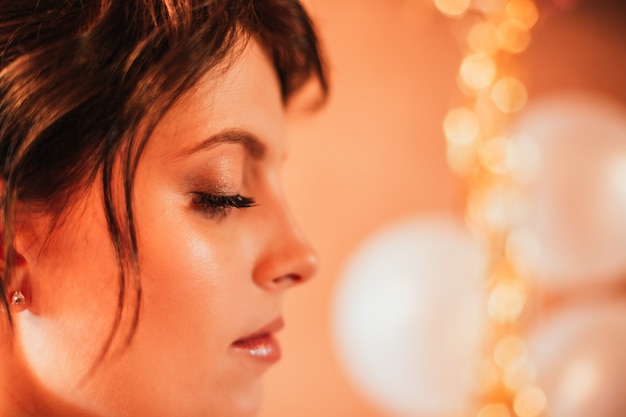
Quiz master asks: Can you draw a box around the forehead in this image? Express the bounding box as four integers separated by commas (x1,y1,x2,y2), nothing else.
145,39,285,159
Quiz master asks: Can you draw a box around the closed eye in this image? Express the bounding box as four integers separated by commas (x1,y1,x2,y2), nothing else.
191,193,256,219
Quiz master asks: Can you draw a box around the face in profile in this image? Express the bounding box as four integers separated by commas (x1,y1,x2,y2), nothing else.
12,39,317,417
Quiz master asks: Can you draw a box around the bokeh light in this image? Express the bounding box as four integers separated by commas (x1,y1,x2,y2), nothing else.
505,0,539,30
496,19,532,53
488,281,525,323
436,0,542,414
557,358,599,408
513,386,547,417
480,136,512,174
505,228,541,273
507,134,542,184
491,77,528,113
447,142,477,176
444,107,481,145
467,21,500,56
472,0,508,15
477,403,512,417
494,335,528,370
504,361,536,392
434,0,471,16
461,54,498,90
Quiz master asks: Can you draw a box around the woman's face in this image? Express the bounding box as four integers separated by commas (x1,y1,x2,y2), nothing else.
12,40,317,417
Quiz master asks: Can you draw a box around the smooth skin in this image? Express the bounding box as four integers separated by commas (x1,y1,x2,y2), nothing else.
0,39,317,417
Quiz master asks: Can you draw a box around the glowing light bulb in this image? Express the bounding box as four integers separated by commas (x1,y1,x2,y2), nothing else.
434,0,471,16
444,107,480,145
480,137,512,174
514,386,547,417
447,142,477,176
505,0,539,30
557,358,600,408
491,77,527,113
473,187,526,230
467,21,500,55
508,134,542,184
477,403,511,417
505,228,540,273
436,0,541,414
504,361,536,391
472,0,508,14
488,281,525,323
461,54,497,90
496,19,531,53
494,335,528,370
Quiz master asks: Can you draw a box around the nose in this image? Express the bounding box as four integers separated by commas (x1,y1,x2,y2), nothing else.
252,201,318,292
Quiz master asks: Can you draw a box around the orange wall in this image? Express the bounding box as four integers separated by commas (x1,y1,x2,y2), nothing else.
261,2,459,417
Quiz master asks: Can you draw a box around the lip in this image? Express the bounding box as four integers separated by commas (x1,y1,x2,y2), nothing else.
231,316,284,364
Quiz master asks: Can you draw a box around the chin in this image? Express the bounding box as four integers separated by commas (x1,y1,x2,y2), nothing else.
213,378,264,417
238,384,264,417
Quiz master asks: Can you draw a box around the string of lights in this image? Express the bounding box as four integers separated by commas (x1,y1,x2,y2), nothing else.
434,1,547,416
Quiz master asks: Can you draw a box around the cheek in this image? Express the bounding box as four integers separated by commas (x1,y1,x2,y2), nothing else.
138,221,236,343
119,201,260,412
134,183,257,336
136,208,251,349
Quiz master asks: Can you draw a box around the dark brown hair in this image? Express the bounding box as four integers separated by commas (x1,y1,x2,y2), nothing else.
0,0,327,361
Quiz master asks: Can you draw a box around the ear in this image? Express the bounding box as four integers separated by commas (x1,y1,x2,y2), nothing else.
0,178,31,314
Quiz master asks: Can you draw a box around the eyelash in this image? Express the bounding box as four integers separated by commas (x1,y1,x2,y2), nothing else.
192,193,257,219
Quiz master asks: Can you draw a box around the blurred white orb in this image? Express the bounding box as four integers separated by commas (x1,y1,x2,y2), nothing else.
332,216,487,417
511,92,626,290
528,301,626,417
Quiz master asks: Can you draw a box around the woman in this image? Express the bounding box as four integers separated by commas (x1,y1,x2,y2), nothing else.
0,1,327,416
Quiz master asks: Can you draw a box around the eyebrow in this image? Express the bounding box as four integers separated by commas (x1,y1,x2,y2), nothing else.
175,128,267,160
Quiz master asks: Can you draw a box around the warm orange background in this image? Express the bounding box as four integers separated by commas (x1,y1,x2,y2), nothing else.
259,1,626,417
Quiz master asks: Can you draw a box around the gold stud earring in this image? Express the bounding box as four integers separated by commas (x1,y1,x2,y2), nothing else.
11,290,25,306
